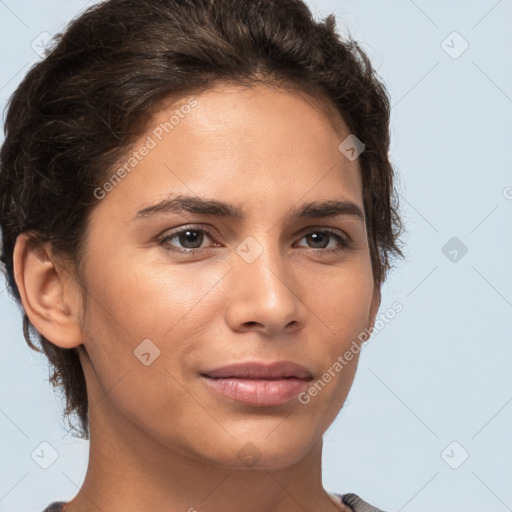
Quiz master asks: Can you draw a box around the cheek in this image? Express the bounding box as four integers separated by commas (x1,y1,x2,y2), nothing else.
79,271,197,432
310,258,375,341
85,251,224,338
78,252,226,392
301,267,372,415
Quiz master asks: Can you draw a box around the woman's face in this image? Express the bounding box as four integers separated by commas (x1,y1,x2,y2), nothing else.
77,83,379,469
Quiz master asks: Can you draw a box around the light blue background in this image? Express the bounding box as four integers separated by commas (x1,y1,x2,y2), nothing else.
1,1,511,511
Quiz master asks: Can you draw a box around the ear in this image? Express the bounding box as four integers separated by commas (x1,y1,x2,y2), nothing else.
13,233,84,349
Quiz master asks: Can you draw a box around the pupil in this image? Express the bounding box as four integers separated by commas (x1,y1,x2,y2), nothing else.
309,232,328,248
180,230,203,248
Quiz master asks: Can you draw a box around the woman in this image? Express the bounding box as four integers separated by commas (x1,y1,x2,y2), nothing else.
0,0,403,510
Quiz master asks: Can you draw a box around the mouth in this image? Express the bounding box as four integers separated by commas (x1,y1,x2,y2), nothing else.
200,360,314,406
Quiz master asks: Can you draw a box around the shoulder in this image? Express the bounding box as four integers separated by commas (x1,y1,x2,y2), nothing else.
41,502,67,512
332,492,391,512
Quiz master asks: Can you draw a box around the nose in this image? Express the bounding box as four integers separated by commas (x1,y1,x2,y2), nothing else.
224,237,307,337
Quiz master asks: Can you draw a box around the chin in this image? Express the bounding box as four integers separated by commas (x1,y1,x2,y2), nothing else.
189,430,318,471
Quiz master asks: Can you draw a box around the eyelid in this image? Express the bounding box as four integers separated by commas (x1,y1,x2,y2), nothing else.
157,224,350,253
159,223,350,240
157,224,217,246
293,227,349,251
296,225,349,242
158,224,352,242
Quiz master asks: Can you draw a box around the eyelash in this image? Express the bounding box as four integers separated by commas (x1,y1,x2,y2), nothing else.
157,225,349,255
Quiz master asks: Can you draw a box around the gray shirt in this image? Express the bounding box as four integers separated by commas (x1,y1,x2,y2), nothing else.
41,493,388,512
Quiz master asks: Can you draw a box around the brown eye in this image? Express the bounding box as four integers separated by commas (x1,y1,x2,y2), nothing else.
158,226,215,253
296,229,348,253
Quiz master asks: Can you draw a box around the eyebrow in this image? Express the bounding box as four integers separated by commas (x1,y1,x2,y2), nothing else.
134,195,365,223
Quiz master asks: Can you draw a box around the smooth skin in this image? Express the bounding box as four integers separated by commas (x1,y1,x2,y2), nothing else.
14,82,380,512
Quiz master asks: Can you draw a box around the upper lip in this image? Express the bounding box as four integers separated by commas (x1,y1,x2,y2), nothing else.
201,361,314,381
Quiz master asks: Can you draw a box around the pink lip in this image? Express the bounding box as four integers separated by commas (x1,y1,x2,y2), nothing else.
201,360,314,380
200,361,313,406
202,377,310,406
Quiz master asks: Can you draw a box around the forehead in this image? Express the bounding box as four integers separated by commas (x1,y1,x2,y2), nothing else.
91,83,363,223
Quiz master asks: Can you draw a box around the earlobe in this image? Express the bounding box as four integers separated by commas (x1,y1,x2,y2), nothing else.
13,233,84,349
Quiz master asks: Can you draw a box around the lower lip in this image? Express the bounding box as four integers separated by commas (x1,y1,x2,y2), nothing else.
202,376,310,406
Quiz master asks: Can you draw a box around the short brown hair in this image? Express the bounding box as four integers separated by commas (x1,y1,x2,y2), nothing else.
0,0,404,439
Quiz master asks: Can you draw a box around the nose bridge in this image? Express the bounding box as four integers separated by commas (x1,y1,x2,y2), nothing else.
236,231,290,296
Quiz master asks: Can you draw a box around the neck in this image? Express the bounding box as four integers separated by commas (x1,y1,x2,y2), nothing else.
62,401,347,512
